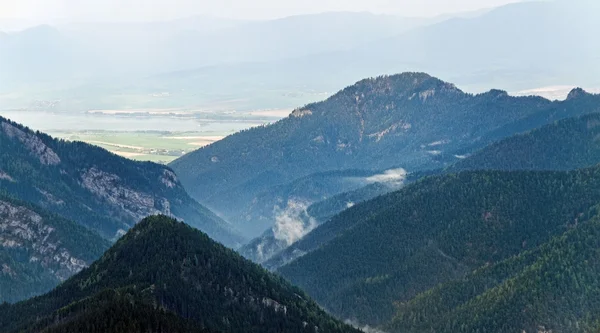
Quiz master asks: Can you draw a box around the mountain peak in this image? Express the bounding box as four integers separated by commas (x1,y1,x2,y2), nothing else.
567,87,588,100
1,214,359,333
131,214,180,232
346,72,462,101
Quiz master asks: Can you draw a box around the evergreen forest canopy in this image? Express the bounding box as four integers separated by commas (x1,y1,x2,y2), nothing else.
0,215,360,333
278,166,600,330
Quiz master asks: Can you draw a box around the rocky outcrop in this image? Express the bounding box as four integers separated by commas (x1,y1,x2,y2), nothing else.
0,170,14,182
160,169,178,189
1,122,61,166
368,121,411,142
36,188,65,206
291,109,313,118
0,200,86,280
81,168,172,221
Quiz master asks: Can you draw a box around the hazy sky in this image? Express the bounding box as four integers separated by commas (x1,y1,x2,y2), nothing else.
0,0,527,21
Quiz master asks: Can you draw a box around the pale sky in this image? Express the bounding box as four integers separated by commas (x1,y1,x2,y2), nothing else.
0,0,527,21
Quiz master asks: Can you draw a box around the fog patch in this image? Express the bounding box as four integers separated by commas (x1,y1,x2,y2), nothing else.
345,319,389,333
272,199,317,246
364,168,407,187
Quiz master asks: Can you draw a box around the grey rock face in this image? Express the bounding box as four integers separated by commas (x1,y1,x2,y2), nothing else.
80,168,173,222
1,122,61,166
0,200,87,281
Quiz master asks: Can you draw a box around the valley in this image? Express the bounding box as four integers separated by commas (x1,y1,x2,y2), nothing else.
0,108,290,163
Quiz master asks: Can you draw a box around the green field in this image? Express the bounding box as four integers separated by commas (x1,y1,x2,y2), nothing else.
49,130,228,164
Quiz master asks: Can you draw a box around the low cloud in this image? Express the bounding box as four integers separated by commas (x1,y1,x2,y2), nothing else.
364,168,407,186
345,319,389,333
272,199,317,246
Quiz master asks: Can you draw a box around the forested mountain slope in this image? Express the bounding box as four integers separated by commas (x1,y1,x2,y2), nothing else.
260,110,600,267
0,193,109,303
388,211,600,333
0,116,243,247
278,167,600,326
0,215,359,333
171,73,600,237
451,111,600,172
261,170,438,269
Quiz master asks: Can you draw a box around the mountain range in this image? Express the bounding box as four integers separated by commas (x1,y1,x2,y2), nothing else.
5,52,600,332
171,72,600,237
0,12,429,85
113,0,600,108
4,1,600,112
0,215,360,333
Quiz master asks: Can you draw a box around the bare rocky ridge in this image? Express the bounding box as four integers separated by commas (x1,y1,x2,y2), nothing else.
1,122,61,166
0,200,87,281
0,115,241,247
80,167,172,222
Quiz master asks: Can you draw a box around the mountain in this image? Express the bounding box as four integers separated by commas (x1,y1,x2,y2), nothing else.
451,111,600,172
387,210,600,333
1,12,428,86
349,0,600,90
266,107,600,268
161,12,427,71
0,193,109,303
263,110,600,304
171,73,600,237
0,25,86,88
277,167,600,326
6,2,600,112
0,215,360,333
0,116,243,247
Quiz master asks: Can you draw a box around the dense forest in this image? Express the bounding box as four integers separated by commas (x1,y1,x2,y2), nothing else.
0,116,242,247
452,112,600,172
170,73,600,235
278,167,600,326
0,216,360,333
388,213,600,333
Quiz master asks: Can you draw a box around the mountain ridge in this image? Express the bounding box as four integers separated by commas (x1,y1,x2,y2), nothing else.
277,166,600,326
171,72,600,237
0,215,360,333
0,115,243,247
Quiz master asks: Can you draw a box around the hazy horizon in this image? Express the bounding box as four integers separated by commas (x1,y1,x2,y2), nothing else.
1,0,528,23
